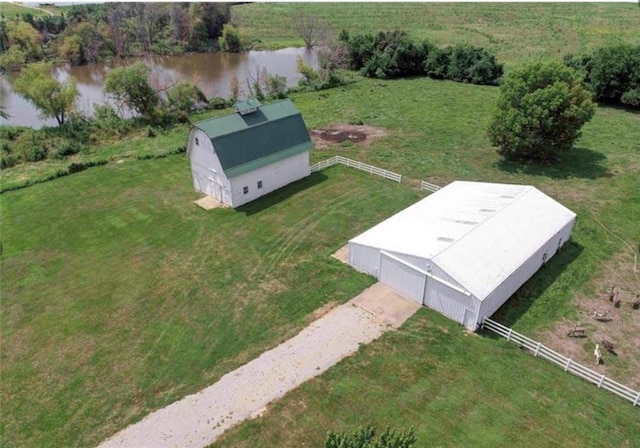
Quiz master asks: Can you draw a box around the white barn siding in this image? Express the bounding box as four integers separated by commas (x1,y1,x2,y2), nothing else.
228,151,310,208
423,278,475,326
379,252,426,304
348,242,382,276
478,217,576,321
188,129,231,204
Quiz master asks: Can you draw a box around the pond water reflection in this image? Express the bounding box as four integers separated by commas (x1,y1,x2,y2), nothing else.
1,48,317,128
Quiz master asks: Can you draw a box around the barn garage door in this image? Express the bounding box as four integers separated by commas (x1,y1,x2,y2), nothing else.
423,278,471,325
379,252,426,304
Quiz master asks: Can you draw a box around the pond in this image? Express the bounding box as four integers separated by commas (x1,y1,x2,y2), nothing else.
0,48,318,128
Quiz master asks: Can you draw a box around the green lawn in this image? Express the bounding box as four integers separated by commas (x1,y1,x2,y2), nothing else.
0,157,423,447
2,77,639,446
214,310,640,448
0,2,61,18
233,3,640,64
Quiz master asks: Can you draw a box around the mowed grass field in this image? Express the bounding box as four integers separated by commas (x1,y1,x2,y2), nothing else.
0,159,424,447
233,2,640,64
214,310,639,448
2,76,639,447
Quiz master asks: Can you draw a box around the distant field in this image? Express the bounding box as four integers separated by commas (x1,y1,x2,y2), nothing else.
233,2,640,64
0,2,61,17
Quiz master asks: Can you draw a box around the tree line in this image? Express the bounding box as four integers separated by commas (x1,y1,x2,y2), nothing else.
340,30,503,85
0,3,232,69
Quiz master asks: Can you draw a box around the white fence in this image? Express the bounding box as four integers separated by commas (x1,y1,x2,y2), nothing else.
482,317,640,406
421,181,441,192
310,156,402,183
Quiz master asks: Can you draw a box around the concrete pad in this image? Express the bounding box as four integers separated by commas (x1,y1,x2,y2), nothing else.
194,196,223,210
351,282,421,328
331,244,349,264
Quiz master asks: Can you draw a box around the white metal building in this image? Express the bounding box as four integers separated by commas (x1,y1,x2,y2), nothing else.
349,181,576,330
186,99,313,208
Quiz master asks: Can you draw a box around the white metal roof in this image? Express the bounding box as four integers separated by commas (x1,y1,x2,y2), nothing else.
350,181,576,300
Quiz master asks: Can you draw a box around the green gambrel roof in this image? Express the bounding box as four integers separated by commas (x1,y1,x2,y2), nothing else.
194,99,313,178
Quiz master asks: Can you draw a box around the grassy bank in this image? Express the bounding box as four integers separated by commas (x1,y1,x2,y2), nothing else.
233,3,640,64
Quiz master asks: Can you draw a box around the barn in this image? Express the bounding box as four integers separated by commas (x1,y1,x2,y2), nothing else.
186,99,313,208
348,181,576,330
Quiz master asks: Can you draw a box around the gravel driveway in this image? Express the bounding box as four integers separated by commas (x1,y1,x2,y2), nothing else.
98,283,419,448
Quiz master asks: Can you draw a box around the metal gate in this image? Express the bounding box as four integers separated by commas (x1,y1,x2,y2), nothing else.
379,251,426,304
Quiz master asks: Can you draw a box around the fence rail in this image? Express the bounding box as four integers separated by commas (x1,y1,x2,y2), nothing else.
420,181,441,192
310,156,402,183
482,317,640,406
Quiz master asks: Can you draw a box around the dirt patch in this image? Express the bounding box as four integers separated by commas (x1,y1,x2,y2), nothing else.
310,124,388,149
539,250,640,389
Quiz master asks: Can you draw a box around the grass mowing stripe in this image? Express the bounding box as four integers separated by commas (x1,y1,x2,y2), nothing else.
0,156,423,447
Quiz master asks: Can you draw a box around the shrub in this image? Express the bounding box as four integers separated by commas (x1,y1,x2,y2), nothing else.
207,96,230,110
446,45,503,85
355,31,427,79
23,143,47,162
589,44,640,108
564,45,640,109
92,104,132,138
325,426,417,448
219,24,242,52
488,61,596,162
1,153,17,169
51,140,83,160
424,47,452,79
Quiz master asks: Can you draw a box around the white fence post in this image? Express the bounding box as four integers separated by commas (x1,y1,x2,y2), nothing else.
311,156,425,186
482,318,640,407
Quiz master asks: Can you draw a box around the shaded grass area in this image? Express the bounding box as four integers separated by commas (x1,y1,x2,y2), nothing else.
214,310,639,448
0,159,423,447
0,124,190,192
233,3,640,64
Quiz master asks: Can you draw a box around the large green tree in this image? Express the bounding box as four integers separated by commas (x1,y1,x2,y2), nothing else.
0,21,43,69
104,62,159,120
13,62,78,125
488,61,596,162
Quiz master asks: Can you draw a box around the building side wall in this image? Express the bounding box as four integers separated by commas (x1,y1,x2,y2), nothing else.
423,277,478,328
379,252,426,304
228,151,310,207
188,129,232,205
391,252,465,292
348,242,382,276
478,217,576,322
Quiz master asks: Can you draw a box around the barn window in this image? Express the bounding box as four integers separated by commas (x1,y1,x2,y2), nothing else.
195,137,199,146
243,186,249,194
257,180,263,189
